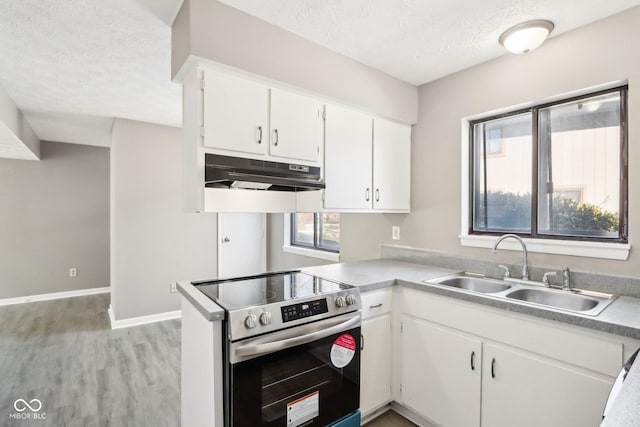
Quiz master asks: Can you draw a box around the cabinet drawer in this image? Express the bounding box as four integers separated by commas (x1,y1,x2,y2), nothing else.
361,289,393,320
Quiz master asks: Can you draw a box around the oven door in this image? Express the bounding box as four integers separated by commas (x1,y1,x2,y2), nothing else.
227,312,361,427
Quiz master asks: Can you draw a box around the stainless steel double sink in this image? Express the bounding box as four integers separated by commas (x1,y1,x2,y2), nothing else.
424,274,617,316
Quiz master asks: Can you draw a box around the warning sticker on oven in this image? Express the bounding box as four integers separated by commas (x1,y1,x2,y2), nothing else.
287,391,319,427
330,333,356,368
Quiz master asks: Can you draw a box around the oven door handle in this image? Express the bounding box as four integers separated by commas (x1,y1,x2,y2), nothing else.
235,314,360,359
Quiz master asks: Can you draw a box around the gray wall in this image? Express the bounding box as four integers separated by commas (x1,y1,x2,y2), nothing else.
398,6,640,277
267,213,408,271
266,214,332,271
0,141,109,298
270,7,640,277
172,0,418,124
110,119,218,320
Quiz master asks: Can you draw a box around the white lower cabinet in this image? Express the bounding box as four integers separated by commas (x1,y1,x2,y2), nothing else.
400,317,481,427
360,290,393,417
398,288,629,427
481,343,612,427
361,314,392,415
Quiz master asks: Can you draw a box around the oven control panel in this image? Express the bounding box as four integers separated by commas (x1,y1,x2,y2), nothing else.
281,298,329,323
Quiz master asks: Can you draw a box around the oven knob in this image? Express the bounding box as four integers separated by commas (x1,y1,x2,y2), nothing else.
346,294,357,306
259,311,272,326
244,314,257,329
335,296,347,307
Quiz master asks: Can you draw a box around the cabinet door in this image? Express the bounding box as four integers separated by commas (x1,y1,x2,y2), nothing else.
361,314,392,416
482,343,613,427
372,118,411,211
401,316,481,427
202,70,269,155
270,88,322,163
324,104,373,209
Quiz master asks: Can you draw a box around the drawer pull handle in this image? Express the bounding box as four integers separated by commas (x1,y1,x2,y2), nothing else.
257,126,262,144
470,351,475,371
491,358,496,378
369,303,383,309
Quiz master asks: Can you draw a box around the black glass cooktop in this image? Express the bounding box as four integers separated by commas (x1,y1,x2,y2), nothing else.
195,271,349,311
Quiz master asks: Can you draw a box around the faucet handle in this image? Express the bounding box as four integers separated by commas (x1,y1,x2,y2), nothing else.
562,266,571,291
542,271,557,287
498,265,510,279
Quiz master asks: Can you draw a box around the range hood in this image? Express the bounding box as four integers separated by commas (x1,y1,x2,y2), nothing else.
204,154,325,192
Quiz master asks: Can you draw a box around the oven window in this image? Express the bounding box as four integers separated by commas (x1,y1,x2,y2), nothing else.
230,327,360,427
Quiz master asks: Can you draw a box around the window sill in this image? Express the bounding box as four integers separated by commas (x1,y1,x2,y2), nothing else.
459,234,630,261
282,245,340,262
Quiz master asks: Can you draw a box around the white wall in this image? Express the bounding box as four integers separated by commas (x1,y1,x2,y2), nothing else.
0,84,40,160
110,119,218,320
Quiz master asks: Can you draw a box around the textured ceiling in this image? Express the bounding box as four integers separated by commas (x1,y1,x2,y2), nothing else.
219,0,640,85
1,0,639,152
0,0,183,148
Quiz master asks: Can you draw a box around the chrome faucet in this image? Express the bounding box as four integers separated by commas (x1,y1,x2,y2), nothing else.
562,266,572,291
492,234,529,281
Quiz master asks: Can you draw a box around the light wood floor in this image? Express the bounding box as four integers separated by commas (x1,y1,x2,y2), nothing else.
0,294,180,426
1,294,417,427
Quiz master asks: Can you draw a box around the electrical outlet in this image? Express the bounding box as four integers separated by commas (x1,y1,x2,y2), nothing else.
170,282,178,293
69,268,77,277
392,226,400,240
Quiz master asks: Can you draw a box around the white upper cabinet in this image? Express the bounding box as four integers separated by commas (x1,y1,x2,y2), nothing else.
183,65,411,212
373,118,411,211
270,88,323,163
323,107,411,212
202,70,269,156
200,69,322,165
324,104,373,210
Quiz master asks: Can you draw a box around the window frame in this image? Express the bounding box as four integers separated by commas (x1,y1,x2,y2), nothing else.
283,213,341,262
468,85,628,244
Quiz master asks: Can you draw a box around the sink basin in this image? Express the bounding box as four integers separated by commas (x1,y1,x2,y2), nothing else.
425,273,616,316
432,276,511,294
506,288,613,315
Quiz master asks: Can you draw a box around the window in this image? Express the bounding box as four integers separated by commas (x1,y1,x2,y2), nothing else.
291,213,340,253
470,86,627,242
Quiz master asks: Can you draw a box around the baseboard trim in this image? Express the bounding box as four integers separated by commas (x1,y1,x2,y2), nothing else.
389,402,436,427
108,305,182,329
361,405,392,425
0,286,110,307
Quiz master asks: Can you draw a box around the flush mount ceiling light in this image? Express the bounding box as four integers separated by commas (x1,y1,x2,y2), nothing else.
499,20,555,54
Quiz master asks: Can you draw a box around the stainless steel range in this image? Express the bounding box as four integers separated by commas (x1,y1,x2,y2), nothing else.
194,270,362,427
